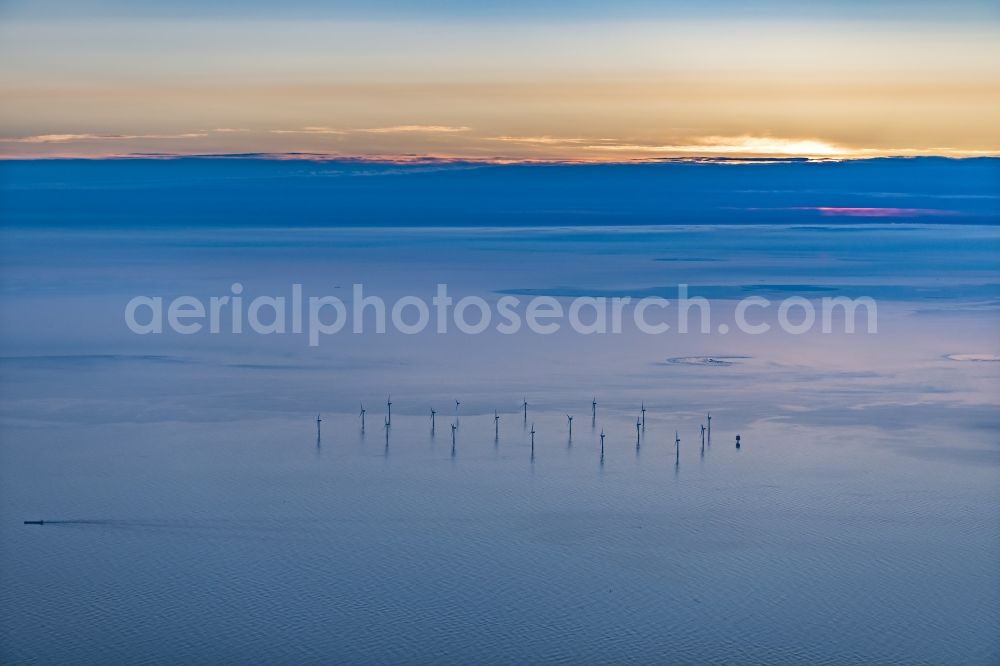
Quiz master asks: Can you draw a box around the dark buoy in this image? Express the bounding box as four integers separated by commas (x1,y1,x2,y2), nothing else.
736,434,741,449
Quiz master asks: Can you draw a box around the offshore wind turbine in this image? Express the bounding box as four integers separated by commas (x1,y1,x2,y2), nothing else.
316,413,322,442
592,397,597,424
360,402,366,433
494,410,500,439
530,423,536,459
567,414,573,441
600,429,605,461
636,417,641,449
523,397,528,424
455,399,461,425
641,402,646,431
431,408,436,433
387,395,392,426
384,416,390,448
675,431,681,464
700,424,706,455
707,412,712,445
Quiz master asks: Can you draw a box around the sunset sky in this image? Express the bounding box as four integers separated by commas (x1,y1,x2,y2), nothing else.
1,0,998,160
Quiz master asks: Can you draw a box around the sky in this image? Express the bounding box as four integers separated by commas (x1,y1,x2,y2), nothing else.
1,0,998,160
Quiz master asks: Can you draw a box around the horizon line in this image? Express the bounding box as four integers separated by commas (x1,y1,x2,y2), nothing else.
2,152,998,166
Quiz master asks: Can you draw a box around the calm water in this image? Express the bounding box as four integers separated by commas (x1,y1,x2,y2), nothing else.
1,224,998,664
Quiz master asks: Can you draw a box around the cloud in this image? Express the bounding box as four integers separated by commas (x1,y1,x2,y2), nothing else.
484,134,930,158
801,207,963,218
585,135,855,157
356,125,470,134
266,124,471,138
2,132,208,144
269,126,346,135
947,354,1000,362
487,135,592,145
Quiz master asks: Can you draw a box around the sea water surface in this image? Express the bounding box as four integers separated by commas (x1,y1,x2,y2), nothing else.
1,223,998,664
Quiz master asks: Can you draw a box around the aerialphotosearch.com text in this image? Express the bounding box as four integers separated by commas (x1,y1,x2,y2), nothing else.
124,283,877,346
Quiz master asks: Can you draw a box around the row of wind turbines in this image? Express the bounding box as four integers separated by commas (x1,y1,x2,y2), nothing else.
317,396,742,460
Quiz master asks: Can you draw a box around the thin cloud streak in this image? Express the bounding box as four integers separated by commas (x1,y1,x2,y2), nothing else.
2,133,208,144
803,207,964,218
356,125,471,133
481,134,1000,158
269,126,347,135
586,136,853,157
268,125,470,136
487,135,593,145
